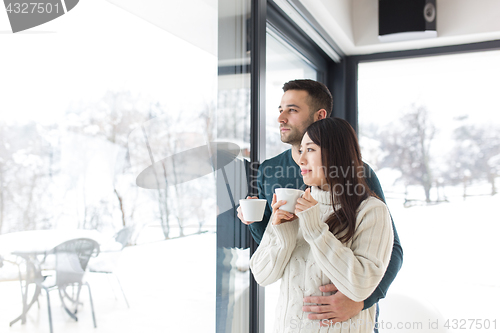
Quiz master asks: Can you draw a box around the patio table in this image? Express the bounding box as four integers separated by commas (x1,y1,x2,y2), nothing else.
0,229,102,327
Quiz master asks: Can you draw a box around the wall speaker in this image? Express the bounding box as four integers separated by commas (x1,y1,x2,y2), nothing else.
379,0,437,42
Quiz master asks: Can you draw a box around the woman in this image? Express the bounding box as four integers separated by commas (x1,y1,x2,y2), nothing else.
250,118,394,332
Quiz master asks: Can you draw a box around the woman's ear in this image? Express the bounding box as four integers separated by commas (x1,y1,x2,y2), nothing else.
315,109,327,120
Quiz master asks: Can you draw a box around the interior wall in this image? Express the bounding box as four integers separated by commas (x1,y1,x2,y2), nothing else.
299,0,500,55
438,0,500,36
353,0,500,45
299,0,354,53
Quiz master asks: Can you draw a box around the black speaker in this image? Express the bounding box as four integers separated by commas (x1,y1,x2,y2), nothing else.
379,0,436,42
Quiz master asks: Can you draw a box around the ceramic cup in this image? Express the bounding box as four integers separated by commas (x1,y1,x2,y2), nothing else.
239,199,267,221
275,188,305,213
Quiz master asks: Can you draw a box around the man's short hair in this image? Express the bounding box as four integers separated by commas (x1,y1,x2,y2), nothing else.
283,79,333,117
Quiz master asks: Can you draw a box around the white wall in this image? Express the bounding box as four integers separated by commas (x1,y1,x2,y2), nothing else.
300,0,500,55
300,0,355,53
438,0,500,36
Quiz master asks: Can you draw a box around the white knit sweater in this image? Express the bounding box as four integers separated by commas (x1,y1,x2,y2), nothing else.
250,186,394,333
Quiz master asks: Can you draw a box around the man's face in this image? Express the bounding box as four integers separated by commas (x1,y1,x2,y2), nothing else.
278,90,315,145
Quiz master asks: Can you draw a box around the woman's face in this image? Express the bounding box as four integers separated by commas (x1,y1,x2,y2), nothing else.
298,132,327,188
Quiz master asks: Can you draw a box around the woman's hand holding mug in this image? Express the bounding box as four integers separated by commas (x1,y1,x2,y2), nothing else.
294,188,317,214
271,194,297,225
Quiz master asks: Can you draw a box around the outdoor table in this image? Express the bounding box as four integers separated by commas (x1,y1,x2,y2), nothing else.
0,229,102,327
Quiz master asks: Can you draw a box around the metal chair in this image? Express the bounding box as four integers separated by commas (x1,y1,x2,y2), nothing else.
113,226,135,248
40,238,100,333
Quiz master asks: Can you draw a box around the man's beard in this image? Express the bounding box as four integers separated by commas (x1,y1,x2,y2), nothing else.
280,127,304,145
280,115,315,145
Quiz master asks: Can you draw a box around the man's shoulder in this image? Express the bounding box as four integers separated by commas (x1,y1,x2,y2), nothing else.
362,161,374,174
260,149,292,168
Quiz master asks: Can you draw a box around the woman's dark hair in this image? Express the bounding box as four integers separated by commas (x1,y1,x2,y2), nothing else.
306,117,374,243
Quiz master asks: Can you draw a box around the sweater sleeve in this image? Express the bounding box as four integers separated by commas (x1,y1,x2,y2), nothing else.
249,216,299,286
298,199,394,302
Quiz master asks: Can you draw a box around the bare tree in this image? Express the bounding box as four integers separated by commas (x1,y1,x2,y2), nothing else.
66,91,219,239
380,104,436,202
66,90,149,230
447,116,500,196
0,122,55,233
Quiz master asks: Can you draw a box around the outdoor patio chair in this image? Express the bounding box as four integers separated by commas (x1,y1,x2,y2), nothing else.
88,226,134,308
40,238,100,333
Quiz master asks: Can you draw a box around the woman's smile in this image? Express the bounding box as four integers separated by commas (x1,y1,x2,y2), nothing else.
298,132,326,187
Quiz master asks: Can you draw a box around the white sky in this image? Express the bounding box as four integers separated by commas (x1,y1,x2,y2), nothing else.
358,50,500,128
0,0,216,125
358,50,500,169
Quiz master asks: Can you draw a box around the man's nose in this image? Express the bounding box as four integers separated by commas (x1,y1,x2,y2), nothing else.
277,112,286,123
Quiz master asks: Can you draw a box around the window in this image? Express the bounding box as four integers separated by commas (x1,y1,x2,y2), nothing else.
0,1,218,331
265,29,318,159
358,51,500,326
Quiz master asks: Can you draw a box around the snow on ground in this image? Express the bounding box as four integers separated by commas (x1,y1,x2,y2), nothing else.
0,232,217,333
264,193,500,333
379,194,500,333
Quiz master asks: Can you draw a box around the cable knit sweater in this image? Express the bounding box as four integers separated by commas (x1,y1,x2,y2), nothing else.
249,186,394,333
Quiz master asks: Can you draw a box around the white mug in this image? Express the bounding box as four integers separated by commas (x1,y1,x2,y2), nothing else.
275,188,305,213
239,199,267,221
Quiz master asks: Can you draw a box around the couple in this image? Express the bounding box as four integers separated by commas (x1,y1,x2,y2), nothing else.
237,80,403,332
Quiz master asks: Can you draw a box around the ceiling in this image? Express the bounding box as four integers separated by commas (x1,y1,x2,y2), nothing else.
298,0,500,56
106,0,500,58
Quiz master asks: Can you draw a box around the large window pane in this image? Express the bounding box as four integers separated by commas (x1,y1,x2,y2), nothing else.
358,51,500,331
265,30,317,160
0,1,218,332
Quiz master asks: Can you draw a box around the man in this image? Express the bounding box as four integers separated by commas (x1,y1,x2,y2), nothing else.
238,79,403,328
